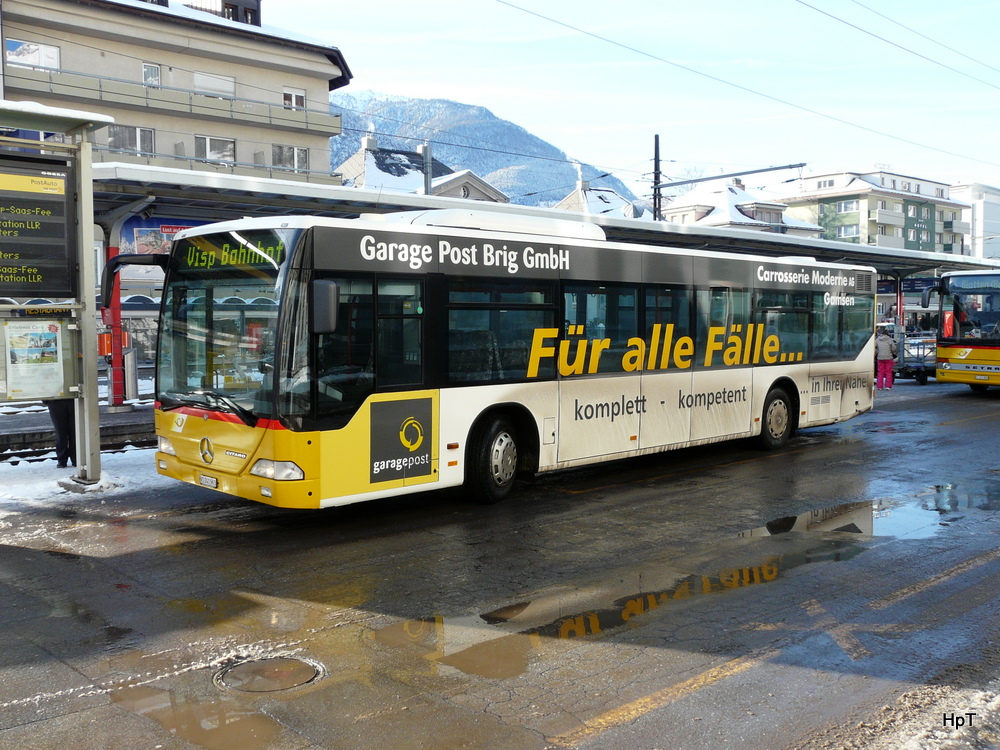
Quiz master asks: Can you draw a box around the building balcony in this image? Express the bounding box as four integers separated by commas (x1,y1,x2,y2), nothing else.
5,66,341,136
872,234,905,249
92,146,343,186
868,208,905,227
943,219,971,234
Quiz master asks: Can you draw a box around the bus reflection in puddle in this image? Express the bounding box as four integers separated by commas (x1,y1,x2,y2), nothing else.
371,490,999,679
369,502,876,678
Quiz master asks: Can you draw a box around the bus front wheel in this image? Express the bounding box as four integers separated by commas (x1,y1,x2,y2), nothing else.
760,388,793,449
969,384,990,393
467,417,519,504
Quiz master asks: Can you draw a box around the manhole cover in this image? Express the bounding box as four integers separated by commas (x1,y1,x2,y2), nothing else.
214,656,324,693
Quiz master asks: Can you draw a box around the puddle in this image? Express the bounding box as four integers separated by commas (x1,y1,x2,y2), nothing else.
370,518,868,678
371,485,1000,680
370,616,536,679
112,685,281,750
871,482,1000,539
745,483,1000,541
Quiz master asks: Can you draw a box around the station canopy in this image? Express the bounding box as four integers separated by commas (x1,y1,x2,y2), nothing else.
92,163,1000,279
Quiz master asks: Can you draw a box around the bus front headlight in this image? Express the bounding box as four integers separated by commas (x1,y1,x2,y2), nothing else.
250,459,304,481
158,436,177,456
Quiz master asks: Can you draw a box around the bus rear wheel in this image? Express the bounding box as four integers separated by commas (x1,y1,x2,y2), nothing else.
969,384,990,393
760,388,793,449
467,417,519,504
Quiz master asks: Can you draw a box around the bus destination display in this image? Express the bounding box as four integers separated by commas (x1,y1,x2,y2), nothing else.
0,164,72,298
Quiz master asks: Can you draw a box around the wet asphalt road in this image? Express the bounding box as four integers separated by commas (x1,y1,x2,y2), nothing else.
2,380,1000,749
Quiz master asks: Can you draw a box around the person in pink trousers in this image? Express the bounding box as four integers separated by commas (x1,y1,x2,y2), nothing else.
874,327,898,390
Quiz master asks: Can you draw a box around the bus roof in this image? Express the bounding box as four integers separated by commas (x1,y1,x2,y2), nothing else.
171,210,875,272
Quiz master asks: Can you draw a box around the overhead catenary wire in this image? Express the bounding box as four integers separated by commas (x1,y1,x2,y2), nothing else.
493,0,1000,171
846,0,1000,78
794,0,1000,92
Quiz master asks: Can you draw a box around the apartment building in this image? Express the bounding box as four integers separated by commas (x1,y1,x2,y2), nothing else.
949,183,1000,259
1,0,351,183
776,170,970,254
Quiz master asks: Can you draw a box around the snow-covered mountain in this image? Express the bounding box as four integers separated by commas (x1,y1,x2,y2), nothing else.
328,91,639,208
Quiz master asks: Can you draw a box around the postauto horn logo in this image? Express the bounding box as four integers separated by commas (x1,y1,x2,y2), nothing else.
371,399,433,483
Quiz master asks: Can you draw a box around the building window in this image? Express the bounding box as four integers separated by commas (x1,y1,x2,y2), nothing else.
878,225,887,235
837,225,860,238
283,87,306,110
5,39,59,69
901,181,911,192
272,144,308,172
877,200,887,210
244,8,257,24
818,179,834,188
195,135,236,163
937,233,944,243
922,207,931,219
921,230,930,242
109,124,154,155
908,229,917,241
951,211,958,220
224,3,238,19
936,188,946,198
907,205,917,217
193,71,235,98
142,63,161,87
836,200,859,213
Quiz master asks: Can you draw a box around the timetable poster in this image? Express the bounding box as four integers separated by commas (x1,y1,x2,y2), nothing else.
4,319,65,400
0,159,74,298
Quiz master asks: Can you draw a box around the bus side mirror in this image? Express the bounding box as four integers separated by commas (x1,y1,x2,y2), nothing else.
312,280,340,334
920,284,941,309
101,254,170,308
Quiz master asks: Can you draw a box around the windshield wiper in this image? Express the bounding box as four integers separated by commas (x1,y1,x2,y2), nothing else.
159,390,257,426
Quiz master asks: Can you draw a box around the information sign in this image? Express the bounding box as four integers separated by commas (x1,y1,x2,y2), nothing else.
0,155,74,298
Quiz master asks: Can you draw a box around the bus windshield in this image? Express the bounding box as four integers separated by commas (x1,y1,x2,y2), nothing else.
942,275,1000,341
157,228,298,421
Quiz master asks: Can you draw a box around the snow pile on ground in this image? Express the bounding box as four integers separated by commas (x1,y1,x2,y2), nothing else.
0,447,171,511
866,685,1000,749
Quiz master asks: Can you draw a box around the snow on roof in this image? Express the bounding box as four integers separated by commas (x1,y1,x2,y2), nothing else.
664,180,822,231
558,185,650,220
0,99,114,132
777,174,970,209
95,0,344,55
352,148,452,193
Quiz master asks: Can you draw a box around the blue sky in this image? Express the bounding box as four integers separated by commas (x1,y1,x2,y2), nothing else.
270,0,1000,200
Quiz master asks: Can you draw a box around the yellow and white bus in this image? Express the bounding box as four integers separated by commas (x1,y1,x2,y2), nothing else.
922,270,1000,391
103,209,876,509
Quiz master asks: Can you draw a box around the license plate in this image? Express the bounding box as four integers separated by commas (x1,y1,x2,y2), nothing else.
199,474,218,489
976,375,989,380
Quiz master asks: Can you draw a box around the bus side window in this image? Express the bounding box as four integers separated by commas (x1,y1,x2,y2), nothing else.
563,283,638,373
376,278,423,387
696,288,748,366
446,278,556,383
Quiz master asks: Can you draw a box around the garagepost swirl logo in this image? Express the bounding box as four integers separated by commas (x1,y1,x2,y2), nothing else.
398,416,424,452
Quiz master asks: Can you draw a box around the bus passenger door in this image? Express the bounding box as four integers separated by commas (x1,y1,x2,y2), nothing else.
557,284,643,463
638,285,694,450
